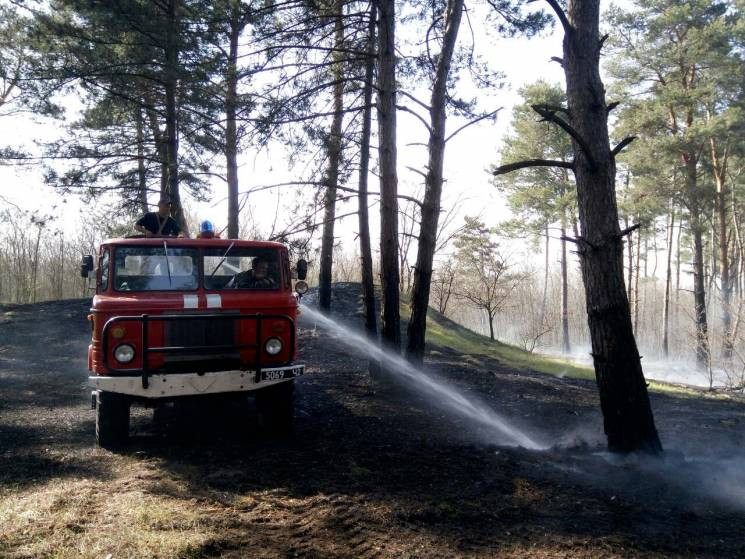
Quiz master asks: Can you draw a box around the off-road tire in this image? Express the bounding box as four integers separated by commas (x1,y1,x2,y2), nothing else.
95,391,130,449
256,380,295,435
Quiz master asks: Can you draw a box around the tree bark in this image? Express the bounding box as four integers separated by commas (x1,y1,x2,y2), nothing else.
634,230,641,334
377,0,401,350
559,0,661,453
711,139,732,359
405,0,464,363
225,0,241,239
164,0,187,235
662,200,674,357
136,106,148,215
358,2,378,336
318,0,345,312
686,157,710,370
561,215,570,353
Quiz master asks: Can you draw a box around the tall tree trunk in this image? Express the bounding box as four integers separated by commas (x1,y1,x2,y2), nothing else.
560,0,661,453
712,154,732,359
143,93,168,197
561,216,570,353
225,0,241,239
377,0,401,350
633,230,641,334
626,216,634,304
358,2,377,336
541,222,550,326
662,200,675,357
136,106,148,215
164,0,186,235
406,0,464,363
318,0,345,312
687,157,710,370
733,182,744,299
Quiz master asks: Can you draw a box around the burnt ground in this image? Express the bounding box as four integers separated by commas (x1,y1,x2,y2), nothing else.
1,283,744,558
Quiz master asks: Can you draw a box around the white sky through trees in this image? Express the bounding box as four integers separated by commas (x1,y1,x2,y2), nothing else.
0,1,632,263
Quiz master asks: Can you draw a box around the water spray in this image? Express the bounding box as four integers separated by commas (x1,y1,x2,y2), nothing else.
300,303,544,450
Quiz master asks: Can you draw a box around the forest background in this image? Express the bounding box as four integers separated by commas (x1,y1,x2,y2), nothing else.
1,0,744,392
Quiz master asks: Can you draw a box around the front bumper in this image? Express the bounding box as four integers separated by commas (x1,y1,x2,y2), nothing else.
89,364,304,398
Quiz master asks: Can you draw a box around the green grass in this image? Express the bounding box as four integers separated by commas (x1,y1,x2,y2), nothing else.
415,304,594,381
417,305,722,398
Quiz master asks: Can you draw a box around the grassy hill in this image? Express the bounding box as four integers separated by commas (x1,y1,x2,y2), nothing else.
420,305,595,381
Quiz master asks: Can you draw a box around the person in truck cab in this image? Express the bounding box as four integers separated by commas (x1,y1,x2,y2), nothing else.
134,196,181,237
226,256,276,289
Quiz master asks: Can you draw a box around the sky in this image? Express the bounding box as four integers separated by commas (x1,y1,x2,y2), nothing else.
0,1,627,264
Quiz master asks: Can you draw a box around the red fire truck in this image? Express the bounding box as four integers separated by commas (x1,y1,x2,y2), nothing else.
81,237,309,448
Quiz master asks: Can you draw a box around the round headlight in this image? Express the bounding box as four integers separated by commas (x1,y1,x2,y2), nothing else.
265,337,283,355
114,344,135,363
294,280,309,295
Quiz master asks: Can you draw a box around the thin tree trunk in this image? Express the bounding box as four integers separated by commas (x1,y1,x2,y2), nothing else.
164,0,186,235
406,0,464,363
225,1,241,239
633,230,640,334
377,0,401,351
560,0,661,453
136,106,148,215
715,170,732,359
143,94,168,196
626,216,634,304
358,2,377,336
541,222,550,325
687,157,710,371
662,201,674,357
318,0,345,312
561,217,570,353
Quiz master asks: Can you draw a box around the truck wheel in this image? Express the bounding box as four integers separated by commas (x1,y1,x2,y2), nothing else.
256,380,294,435
95,391,130,449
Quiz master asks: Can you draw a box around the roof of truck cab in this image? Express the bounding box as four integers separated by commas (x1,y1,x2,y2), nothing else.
102,237,287,250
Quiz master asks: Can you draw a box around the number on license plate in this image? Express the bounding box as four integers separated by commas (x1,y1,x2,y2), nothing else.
265,370,285,380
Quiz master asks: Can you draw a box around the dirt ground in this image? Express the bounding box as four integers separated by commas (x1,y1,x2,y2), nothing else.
1,283,745,558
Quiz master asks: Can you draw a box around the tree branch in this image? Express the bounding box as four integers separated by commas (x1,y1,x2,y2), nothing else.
543,0,572,34
493,159,575,176
606,101,620,113
445,109,500,143
611,136,637,157
396,104,432,133
599,33,609,50
532,104,596,168
618,223,641,238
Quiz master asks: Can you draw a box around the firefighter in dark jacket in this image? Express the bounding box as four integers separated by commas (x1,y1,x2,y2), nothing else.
134,196,181,237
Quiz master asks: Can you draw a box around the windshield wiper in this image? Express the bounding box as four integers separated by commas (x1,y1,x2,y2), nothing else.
208,241,235,279
163,240,172,287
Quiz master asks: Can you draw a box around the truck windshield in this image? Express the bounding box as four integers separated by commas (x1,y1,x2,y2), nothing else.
204,247,281,290
114,246,198,291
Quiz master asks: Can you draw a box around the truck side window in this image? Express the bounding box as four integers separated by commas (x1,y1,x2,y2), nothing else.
100,249,110,292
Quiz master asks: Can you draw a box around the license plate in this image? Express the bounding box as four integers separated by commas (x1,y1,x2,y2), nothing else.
261,366,304,381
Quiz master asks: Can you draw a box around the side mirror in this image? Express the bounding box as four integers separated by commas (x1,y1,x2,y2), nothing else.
80,255,94,278
296,259,308,281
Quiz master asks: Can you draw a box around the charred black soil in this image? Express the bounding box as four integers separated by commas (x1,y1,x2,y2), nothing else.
1,284,744,558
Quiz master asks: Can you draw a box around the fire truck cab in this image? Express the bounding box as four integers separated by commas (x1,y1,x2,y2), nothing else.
81,236,309,448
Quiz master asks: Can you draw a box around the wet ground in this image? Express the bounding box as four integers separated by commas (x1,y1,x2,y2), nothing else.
1,284,744,557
